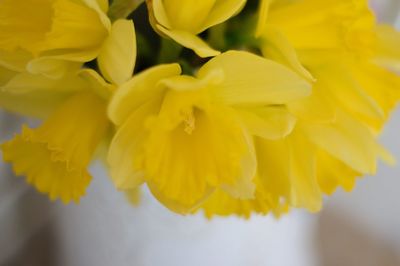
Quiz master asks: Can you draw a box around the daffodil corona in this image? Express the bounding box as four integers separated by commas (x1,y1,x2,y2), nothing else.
2,92,109,203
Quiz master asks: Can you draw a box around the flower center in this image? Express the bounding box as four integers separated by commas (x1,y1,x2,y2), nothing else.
180,109,196,135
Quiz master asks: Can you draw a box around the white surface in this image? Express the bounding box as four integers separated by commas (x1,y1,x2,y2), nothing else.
52,164,317,266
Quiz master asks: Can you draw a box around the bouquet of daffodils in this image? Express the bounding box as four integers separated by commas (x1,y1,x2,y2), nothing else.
1,0,400,218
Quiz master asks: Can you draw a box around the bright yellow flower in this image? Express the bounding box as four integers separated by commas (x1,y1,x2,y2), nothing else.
108,51,310,213
146,0,246,57
2,91,110,203
260,0,400,126
0,59,116,203
0,0,136,82
199,0,400,218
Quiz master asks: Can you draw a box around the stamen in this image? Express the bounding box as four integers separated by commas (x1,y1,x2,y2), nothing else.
181,109,196,135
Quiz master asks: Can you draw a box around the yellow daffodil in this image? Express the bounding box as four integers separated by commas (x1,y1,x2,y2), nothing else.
0,0,136,82
146,0,246,57
1,67,115,203
108,50,310,213
0,0,137,203
260,0,400,131
198,0,400,218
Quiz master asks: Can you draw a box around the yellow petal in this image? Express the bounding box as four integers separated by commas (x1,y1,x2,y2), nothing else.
80,0,112,30
161,0,217,32
2,71,87,94
124,187,142,206
198,50,311,105
301,111,389,174
42,0,109,54
256,0,273,37
1,92,109,203
255,133,322,213
156,26,220,58
0,65,17,85
0,0,53,53
149,0,172,29
286,130,322,212
98,19,136,85
95,0,109,13
316,149,360,195
237,105,297,140
27,59,82,79
288,83,336,123
0,90,73,118
261,26,315,82
78,69,115,100
220,128,257,200
324,64,383,121
200,187,290,219
350,62,400,130
159,68,224,92
108,100,161,190
199,0,246,32
374,24,400,72
0,49,32,72
108,63,181,125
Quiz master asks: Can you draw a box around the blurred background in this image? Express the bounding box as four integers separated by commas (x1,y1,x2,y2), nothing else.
1,1,400,266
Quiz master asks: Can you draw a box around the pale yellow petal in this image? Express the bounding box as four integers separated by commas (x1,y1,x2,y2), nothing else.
237,105,296,140
200,0,246,32
301,112,388,174
0,49,32,72
96,0,109,13
374,24,400,72
220,128,257,199
27,59,82,79
108,63,181,125
98,19,136,85
150,0,172,29
256,0,273,37
0,65,17,85
78,69,115,100
198,51,311,105
286,130,322,212
0,90,72,118
156,26,220,58
256,133,322,212
316,149,360,195
2,71,87,94
158,69,224,92
261,26,315,82
124,187,142,206
81,0,112,30
108,100,161,189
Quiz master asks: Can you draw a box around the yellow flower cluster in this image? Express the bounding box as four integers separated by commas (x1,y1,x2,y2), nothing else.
1,0,399,218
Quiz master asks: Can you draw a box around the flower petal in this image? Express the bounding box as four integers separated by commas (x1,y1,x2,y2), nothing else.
108,100,160,190
200,0,246,32
261,26,315,82
198,50,311,105
108,63,181,125
237,105,297,140
301,112,392,174
156,26,220,58
98,19,136,85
